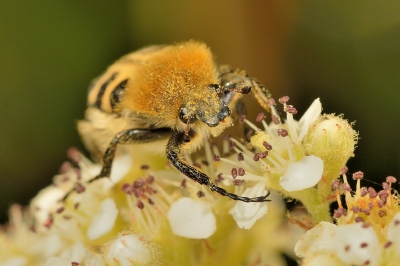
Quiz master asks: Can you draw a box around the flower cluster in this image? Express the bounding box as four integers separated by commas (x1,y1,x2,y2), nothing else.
0,96,369,266
295,172,400,266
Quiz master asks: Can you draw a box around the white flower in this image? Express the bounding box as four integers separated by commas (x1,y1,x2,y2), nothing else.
295,210,400,266
279,155,323,191
295,221,337,258
167,197,216,239
387,212,400,255
105,233,153,266
334,223,381,266
229,182,269,229
87,198,119,240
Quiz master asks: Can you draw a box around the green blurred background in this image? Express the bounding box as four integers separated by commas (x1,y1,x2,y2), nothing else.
1,1,399,223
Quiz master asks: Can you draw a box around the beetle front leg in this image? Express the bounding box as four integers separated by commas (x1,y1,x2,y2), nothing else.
63,128,171,201
91,127,171,182
166,131,270,203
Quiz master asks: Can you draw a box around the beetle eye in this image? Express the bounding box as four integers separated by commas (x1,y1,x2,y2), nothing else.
179,107,197,124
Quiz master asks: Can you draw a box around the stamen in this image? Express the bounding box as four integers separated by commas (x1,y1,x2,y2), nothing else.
140,165,149,170
332,180,340,189
232,180,245,186
197,191,205,198
256,113,265,122
279,96,290,104
231,168,238,179
262,141,272,151
277,129,288,137
238,168,245,176
341,166,348,175
386,176,397,184
352,171,364,180
285,105,298,115
136,200,144,209
181,179,187,188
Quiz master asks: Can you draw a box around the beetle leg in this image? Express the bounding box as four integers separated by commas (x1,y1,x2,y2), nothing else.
63,128,171,201
166,131,270,202
92,127,171,182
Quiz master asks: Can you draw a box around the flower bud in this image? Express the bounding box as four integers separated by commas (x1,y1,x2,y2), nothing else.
302,114,358,182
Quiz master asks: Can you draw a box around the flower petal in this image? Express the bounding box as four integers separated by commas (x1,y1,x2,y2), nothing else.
87,198,118,240
43,257,71,266
0,257,27,266
298,98,322,141
85,251,106,266
295,221,337,258
229,183,268,229
110,153,132,183
59,241,85,262
106,234,152,266
168,197,216,239
334,223,381,266
30,186,65,225
280,156,323,191
386,212,400,255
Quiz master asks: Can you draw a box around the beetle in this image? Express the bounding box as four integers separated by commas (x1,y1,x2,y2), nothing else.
77,41,276,202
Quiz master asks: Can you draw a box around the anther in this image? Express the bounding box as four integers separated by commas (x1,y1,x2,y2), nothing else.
122,183,134,194
334,208,346,218
382,182,390,191
231,168,238,179
140,164,149,170
213,154,220,161
331,180,340,189
386,176,397,184
136,200,144,209
285,105,298,114
272,115,280,125
253,153,260,161
133,179,145,188
75,183,86,194
263,141,272,150
279,96,290,104
360,187,368,197
277,129,288,137
256,113,265,122
238,168,245,176
368,187,377,198
237,152,244,161
181,179,187,188
384,241,392,248
246,129,255,141
355,216,365,223
378,210,386,217
232,180,245,186
197,191,205,198
342,183,351,192
352,171,364,180
259,151,268,158
146,175,154,184
340,166,348,175
266,98,276,106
